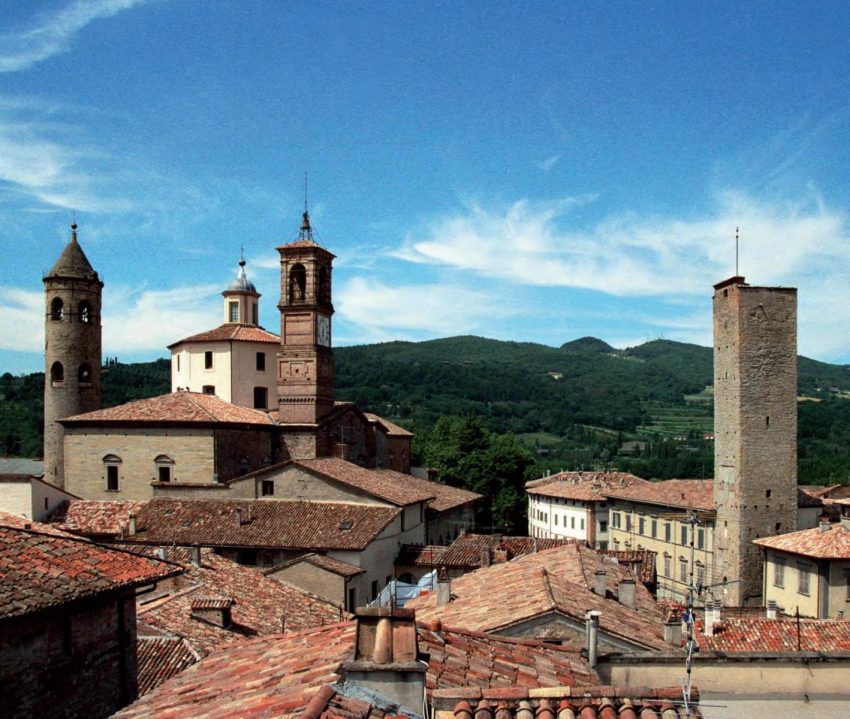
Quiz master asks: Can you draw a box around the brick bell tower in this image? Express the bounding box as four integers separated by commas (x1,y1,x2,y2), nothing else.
43,223,103,488
276,208,335,424
712,275,797,606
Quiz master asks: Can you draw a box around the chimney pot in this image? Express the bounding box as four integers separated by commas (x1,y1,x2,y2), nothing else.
191,545,202,566
593,568,607,597
585,610,601,668
436,575,451,606
618,578,636,608
480,545,491,567
128,513,137,536
235,508,243,526
766,600,778,620
664,618,683,645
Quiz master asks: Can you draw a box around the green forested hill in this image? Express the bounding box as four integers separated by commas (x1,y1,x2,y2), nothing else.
3,337,849,483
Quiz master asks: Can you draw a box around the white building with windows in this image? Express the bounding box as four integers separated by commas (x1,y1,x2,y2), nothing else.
169,259,279,410
525,471,647,550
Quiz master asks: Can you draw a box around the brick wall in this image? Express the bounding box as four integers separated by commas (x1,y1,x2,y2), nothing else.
0,594,138,719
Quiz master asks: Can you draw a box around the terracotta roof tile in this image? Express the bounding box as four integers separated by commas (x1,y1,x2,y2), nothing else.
399,474,481,513
598,550,657,587
603,479,715,512
124,498,400,551
114,622,357,719
797,487,826,508
408,545,669,650
48,499,147,536
265,552,365,578
136,548,348,660
396,544,450,567
0,509,72,536
364,413,415,437
168,323,280,347
297,458,436,506
61,391,274,425
526,472,648,502
440,535,576,569
0,525,180,619
136,635,200,696
753,521,850,559
696,615,850,653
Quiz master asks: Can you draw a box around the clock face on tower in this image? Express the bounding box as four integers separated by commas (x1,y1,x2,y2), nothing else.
317,314,330,347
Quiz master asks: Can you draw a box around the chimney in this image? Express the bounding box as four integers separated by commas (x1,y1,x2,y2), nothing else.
593,569,607,597
585,610,601,668
191,545,202,567
492,548,509,563
664,616,683,644
618,578,636,609
128,513,137,536
480,545,491,567
436,570,451,607
703,603,715,637
342,608,426,715
766,600,778,620
155,546,168,561
819,521,831,533
235,508,243,526
190,597,234,627
714,598,723,624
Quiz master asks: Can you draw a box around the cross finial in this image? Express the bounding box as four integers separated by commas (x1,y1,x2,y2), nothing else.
239,245,246,268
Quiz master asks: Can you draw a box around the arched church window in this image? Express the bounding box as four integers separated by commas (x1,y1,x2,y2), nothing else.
78,363,93,386
78,300,92,324
289,264,307,303
51,297,64,321
318,265,331,306
50,361,64,385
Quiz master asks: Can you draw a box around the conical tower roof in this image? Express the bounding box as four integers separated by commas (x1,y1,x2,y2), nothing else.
46,224,99,281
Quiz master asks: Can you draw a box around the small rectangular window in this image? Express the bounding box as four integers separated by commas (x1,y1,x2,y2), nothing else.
797,563,810,595
158,466,171,483
229,301,239,323
176,355,180,372
371,580,379,601
204,351,213,369
697,528,705,550
600,520,608,533
253,386,268,409
625,515,632,532
638,516,645,535
202,385,215,395
679,559,688,583
256,352,266,371
261,480,274,497
347,587,356,612
252,304,259,325
651,519,658,538
106,465,119,491
665,523,672,542
774,558,785,588
663,555,671,577
681,525,688,546
571,516,575,529
612,512,621,529
580,517,585,531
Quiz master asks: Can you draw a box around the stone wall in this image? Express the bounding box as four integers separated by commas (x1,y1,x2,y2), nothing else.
0,594,138,719
213,428,274,481
713,280,797,606
266,560,346,607
63,427,215,500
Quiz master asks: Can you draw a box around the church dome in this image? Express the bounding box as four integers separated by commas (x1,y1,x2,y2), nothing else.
227,259,257,293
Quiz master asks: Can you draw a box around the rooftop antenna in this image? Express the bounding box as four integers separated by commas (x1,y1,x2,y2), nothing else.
735,226,739,277
299,171,314,243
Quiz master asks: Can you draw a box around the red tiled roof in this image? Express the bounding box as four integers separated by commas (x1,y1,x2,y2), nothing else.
114,622,357,719
48,499,147,536
753,522,850,559
396,544,450,567
419,622,598,689
432,690,701,719
0,526,180,619
695,615,850,653
125,498,400,551
137,548,348,660
604,479,715,512
408,545,669,650
0,509,72,536
797,486,826,508
168,323,279,347
400,474,481,513
265,552,365,578
61,391,274,425
440,534,576,569
526,471,648,502
297,457,436,507
599,549,657,587
364,413,415,437
136,635,200,696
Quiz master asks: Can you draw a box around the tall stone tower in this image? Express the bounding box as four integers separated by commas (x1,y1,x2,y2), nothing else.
712,276,797,606
276,210,335,424
43,224,103,488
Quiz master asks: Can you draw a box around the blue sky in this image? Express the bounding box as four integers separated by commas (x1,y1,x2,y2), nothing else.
2,1,849,375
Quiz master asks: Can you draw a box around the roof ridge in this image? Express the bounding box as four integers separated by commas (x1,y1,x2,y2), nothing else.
184,392,228,422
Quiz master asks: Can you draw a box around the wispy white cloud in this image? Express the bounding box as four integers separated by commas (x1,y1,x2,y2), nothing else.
0,283,220,357
335,277,502,341
0,0,147,73
534,154,562,171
